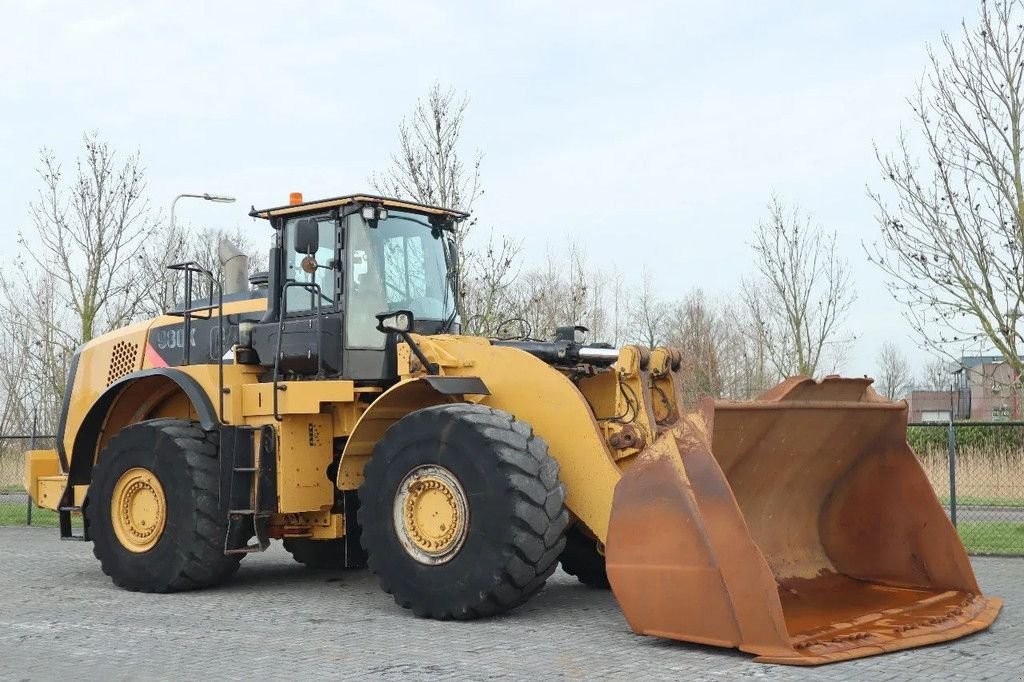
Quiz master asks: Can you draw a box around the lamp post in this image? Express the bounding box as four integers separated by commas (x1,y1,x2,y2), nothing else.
170,192,236,230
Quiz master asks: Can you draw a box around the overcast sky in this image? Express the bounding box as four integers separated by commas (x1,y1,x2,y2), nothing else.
0,1,982,378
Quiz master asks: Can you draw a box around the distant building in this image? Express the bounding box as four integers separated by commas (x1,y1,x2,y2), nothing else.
907,355,1019,422
908,390,960,423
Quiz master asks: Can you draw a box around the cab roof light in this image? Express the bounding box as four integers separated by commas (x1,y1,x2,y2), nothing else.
361,205,389,221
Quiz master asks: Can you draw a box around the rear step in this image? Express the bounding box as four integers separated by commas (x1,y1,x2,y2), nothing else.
220,424,277,554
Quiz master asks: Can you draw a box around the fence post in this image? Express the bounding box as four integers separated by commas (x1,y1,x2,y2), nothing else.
27,410,37,526
946,415,957,528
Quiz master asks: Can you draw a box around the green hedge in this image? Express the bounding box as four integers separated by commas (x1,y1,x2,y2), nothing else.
908,424,1024,451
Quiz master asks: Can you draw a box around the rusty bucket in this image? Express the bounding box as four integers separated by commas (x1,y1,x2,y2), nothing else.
605,376,1002,665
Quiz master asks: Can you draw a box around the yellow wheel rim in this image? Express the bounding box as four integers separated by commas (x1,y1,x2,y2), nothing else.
393,465,469,565
110,467,167,553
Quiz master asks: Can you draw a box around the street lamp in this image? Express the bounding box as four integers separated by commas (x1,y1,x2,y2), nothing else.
170,192,237,230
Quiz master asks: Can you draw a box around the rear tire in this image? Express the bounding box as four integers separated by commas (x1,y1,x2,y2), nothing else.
359,404,569,619
284,491,367,569
559,525,610,589
284,538,368,569
86,419,240,592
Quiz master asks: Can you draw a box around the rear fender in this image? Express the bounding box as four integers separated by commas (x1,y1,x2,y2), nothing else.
63,369,218,503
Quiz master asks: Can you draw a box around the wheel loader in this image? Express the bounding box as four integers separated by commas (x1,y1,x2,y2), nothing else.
24,192,1001,665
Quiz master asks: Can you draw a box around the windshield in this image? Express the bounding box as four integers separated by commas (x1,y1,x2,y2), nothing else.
346,210,455,348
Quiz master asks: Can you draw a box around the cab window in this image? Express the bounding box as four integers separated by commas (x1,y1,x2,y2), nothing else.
283,215,336,314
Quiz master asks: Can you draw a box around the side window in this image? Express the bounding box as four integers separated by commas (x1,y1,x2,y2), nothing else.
284,216,336,314
346,217,387,348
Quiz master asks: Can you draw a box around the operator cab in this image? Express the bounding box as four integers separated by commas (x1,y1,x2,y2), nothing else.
244,193,466,383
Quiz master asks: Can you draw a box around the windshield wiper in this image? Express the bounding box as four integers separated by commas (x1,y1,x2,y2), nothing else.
387,214,434,232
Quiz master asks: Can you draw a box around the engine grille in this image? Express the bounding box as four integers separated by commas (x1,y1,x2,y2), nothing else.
106,341,140,386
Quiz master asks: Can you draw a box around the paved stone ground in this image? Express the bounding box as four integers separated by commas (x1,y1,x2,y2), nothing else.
1,527,1020,681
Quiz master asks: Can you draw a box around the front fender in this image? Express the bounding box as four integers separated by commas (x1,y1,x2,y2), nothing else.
341,336,623,541
337,377,474,489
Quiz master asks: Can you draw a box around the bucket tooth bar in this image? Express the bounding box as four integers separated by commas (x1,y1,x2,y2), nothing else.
605,375,1002,665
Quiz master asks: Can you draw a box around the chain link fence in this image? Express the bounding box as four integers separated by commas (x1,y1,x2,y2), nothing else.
2,421,1022,555
910,420,1024,556
1,432,57,527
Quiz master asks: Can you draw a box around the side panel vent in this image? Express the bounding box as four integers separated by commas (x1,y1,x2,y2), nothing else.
107,341,140,386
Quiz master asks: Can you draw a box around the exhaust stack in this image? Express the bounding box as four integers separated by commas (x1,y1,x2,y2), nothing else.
218,239,249,296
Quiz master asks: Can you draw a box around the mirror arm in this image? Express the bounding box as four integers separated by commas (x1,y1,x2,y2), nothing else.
400,331,439,375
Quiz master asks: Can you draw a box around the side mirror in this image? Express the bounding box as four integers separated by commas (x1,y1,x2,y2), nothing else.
294,218,319,255
376,310,414,334
375,309,438,375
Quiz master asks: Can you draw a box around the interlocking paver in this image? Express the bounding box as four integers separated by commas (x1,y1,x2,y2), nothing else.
0,526,1020,681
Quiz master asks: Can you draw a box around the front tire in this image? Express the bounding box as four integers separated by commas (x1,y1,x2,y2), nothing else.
359,404,569,619
86,419,240,592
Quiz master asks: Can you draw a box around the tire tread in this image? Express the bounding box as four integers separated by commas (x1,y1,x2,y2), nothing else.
360,404,568,620
88,418,240,593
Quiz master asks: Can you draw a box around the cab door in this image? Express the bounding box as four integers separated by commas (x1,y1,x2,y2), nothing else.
275,213,344,375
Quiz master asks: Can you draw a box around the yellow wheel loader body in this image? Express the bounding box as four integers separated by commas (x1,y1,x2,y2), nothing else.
25,327,1002,665
22,191,1000,667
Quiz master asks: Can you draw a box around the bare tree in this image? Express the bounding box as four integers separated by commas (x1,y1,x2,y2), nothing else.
371,82,482,265
140,219,191,314
875,341,914,399
868,0,1024,391
0,273,68,434
662,290,724,402
16,134,157,343
601,268,626,348
718,299,775,399
0,134,160,429
513,243,595,340
584,266,616,345
460,231,523,336
742,196,855,378
919,356,954,390
627,270,666,348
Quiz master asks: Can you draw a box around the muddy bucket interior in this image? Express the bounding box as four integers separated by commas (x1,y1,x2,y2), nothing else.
606,377,1002,665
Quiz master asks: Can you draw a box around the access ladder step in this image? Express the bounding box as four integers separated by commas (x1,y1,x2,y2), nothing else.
220,424,278,554
58,506,89,541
